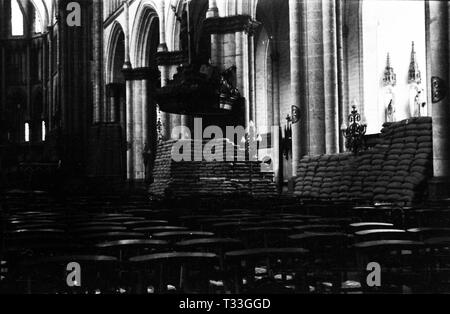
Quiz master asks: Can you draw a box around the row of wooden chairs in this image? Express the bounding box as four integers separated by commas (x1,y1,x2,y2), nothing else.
2,192,450,294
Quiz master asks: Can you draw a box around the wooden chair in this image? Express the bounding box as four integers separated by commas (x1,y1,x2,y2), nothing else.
353,240,426,293
225,248,309,293
354,229,410,242
349,222,394,232
16,255,120,294
151,231,215,243
289,232,351,293
129,252,219,293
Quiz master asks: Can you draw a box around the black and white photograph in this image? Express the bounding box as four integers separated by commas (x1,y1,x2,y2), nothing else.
0,0,449,301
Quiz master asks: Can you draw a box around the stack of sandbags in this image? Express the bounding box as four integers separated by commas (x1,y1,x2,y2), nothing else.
151,140,177,196
294,156,320,199
374,117,432,205
149,139,278,200
294,117,433,206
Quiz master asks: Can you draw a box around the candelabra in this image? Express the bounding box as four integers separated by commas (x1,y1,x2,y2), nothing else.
341,105,367,155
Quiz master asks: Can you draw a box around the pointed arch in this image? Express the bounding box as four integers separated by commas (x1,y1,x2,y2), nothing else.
106,21,126,84
131,2,160,68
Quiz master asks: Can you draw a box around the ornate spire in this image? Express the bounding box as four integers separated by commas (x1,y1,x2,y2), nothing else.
383,53,397,87
408,41,422,84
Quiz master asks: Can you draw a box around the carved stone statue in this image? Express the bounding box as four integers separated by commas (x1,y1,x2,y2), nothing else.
411,86,427,117
386,99,395,123
384,88,396,123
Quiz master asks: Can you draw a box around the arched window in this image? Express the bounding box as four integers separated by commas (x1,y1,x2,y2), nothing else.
11,0,24,36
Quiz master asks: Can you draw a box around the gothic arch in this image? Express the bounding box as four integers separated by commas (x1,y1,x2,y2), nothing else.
131,2,160,68
106,22,125,84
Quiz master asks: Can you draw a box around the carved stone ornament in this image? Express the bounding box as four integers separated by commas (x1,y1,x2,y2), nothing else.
432,76,446,103
291,106,300,124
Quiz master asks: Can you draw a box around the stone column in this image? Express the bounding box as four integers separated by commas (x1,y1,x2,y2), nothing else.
289,0,303,176
323,0,339,154
304,0,326,156
133,80,144,180
142,77,157,182
242,32,251,128
271,53,282,188
207,0,221,69
207,0,219,18
92,0,103,124
123,1,131,69
249,34,256,124
180,115,190,139
428,1,450,199
336,0,348,152
142,80,149,152
158,0,170,139
123,0,134,180
235,4,246,128
125,79,134,180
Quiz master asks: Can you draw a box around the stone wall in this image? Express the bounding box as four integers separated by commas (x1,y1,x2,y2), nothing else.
294,117,433,206
149,139,278,200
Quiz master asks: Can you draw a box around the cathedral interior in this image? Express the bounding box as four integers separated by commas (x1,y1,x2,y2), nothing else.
1,0,450,295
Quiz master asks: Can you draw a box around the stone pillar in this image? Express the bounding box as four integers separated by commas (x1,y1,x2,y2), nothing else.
304,0,326,156
207,0,219,18
92,0,103,123
125,79,134,180
272,54,282,188
242,32,251,128
123,0,134,181
180,115,190,139
223,33,236,70
235,31,244,96
158,0,170,140
289,0,303,176
323,0,339,154
142,80,149,151
207,0,221,68
428,1,450,199
133,80,144,180
336,0,348,152
235,4,246,128
123,1,131,69
249,34,256,124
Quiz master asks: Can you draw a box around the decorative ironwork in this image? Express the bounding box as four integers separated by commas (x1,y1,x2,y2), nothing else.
432,76,446,103
383,53,397,87
342,105,367,155
408,41,421,84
